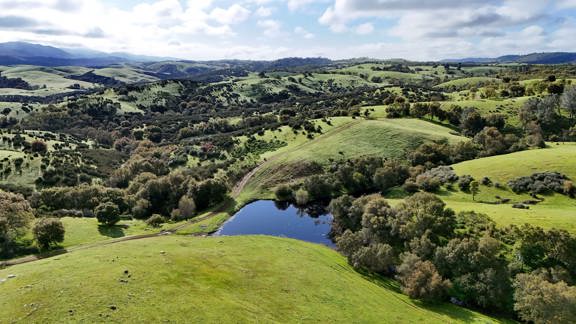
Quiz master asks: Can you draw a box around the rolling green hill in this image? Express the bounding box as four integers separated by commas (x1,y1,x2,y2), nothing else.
443,143,576,232
452,143,576,181
435,77,501,90
0,235,509,323
240,117,465,202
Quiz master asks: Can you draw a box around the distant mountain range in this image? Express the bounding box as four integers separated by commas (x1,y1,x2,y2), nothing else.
1,42,575,68
0,42,174,67
0,42,333,72
442,52,576,64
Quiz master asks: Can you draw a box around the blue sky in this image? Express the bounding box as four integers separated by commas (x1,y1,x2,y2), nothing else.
0,0,575,60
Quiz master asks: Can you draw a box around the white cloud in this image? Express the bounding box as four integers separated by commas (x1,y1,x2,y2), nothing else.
294,26,315,39
558,0,576,8
0,0,573,61
319,0,546,39
355,22,374,35
255,6,272,17
0,0,243,57
287,0,317,11
257,19,281,37
209,4,251,25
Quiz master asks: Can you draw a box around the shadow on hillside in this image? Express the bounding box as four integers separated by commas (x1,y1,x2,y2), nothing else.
361,271,512,323
97,224,128,238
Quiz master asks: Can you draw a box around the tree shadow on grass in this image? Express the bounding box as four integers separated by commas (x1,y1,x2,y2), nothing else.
360,270,514,323
97,224,128,238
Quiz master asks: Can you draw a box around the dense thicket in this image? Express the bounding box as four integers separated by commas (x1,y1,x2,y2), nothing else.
329,192,576,318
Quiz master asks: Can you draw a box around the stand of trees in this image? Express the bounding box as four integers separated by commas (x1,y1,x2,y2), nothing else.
330,192,576,321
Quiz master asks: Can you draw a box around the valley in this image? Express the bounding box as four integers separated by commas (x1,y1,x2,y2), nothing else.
0,43,575,323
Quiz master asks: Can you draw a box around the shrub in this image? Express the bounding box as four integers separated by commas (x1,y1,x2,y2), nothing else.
351,243,395,274
420,166,458,184
31,140,48,154
513,273,576,324
508,172,569,194
458,175,474,192
176,195,196,220
146,214,167,228
95,202,120,226
33,218,65,249
481,177,492,186
415,175,441,192
294,188,310,206
0,190,34,253
274,185,293,202
397,253,451,302
402,180,420,193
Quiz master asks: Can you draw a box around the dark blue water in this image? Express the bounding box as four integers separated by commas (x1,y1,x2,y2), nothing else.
215,200,335,247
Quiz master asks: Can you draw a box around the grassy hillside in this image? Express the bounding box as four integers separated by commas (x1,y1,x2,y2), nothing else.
94,66,159,84
439,97,530,126
0,235,509,323
0,65,95,96
443,143,576,232
452,143,576,181
435,76,500,89
240,118,465,202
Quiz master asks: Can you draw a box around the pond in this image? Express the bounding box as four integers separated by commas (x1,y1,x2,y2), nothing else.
215,200,335,247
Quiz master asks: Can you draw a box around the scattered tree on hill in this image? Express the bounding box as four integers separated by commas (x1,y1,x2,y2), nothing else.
373,160,409,193
351,243,395,274
397,253,451,302
31,140,48,154
294,188,310,206
460,108,485,137
274,185,293,202
513,273,576,324
0,190,34,255
146,214,167,228
172,195,196,221
33,218,65,249
561,85,576,122
95,202,121,226
458,175,474,192
470,181,479,201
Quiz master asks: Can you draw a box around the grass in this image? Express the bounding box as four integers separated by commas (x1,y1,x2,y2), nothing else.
0,235,511,323
443,143,576,233
94,67,159,84
272,118,463,165
58,217,160,248
9,217,175,259
175,212,230,235
240,118,465,202
452,143,576,182
435,77,500,89
0,65,95,96
439,97,531,126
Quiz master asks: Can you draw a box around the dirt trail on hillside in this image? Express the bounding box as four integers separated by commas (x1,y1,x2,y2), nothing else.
231,119,361,197
0,205,231,267
1,119,361,269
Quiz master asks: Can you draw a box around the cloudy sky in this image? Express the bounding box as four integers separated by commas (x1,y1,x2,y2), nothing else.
0,0,575,60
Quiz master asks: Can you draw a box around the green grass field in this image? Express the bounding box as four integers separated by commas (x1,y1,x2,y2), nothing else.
57,217,158,248
0,65,95,96
267,118,463,166
440,97,530,126
453,143,576,181
0,235,510,323
435,77,501,89
240,118,465,202
443,143,576,232
94,66,159,84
